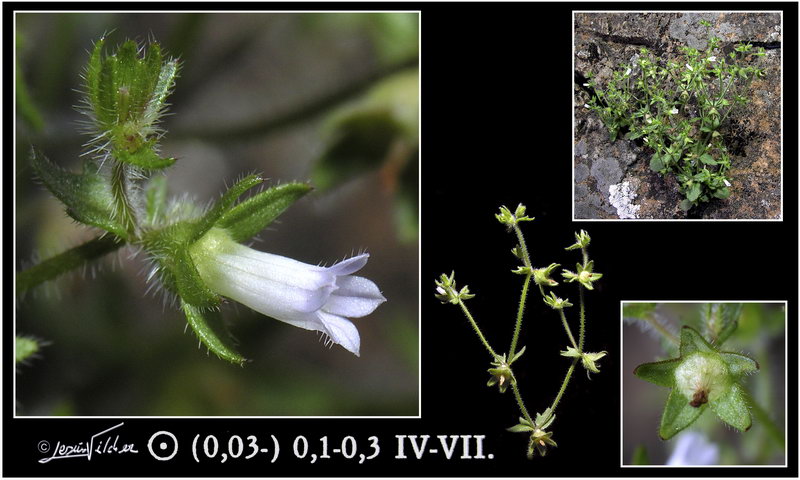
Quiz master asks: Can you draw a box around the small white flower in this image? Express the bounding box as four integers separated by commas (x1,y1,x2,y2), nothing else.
669,108,679,115
625,68,632,76
686,63,693,71
707,56,717,62
723,179,732,187
191,228,386,356
584,103,590,109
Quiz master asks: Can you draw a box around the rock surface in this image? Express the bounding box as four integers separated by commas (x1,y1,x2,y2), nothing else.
574,12,782,219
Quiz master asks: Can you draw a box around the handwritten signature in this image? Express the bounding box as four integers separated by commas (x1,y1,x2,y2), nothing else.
38,422,138,463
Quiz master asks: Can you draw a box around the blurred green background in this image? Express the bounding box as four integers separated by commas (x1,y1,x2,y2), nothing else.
622,303,786,465
15,12,419,416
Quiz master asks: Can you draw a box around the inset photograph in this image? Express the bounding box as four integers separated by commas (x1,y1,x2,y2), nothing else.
15,12,419,417
621,302,786,466
574,12,782,220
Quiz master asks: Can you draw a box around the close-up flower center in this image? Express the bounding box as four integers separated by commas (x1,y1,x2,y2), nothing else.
674,352,729,406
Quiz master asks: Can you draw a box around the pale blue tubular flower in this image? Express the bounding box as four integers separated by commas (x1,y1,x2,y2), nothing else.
666,431,719,466
191,228,386,356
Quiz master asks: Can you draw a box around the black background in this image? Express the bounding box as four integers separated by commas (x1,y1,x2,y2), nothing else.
5,2,798,477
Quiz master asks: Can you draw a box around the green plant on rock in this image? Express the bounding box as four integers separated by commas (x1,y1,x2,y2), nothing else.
435,205,605,458
583,20,767,211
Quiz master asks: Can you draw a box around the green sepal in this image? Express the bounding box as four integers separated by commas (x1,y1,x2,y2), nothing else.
190,174,264,244
113,145,176,170
171,247,220,307
709,382,751,431
114,40,140,122
679,325,714,357
29,150,127,238
216,182,313,243
633,358,681,387
181,300,247,366
142,222,220,308
659,387,706,440
143,56,178,126
85,37,105,121
97,48,119,128
720,352,759,377
16,336,40,364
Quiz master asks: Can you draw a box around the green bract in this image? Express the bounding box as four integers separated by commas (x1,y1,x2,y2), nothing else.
634,326,758,439
584,25,766,211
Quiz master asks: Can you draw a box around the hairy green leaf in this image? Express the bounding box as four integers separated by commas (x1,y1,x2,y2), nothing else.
29,150,127,238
